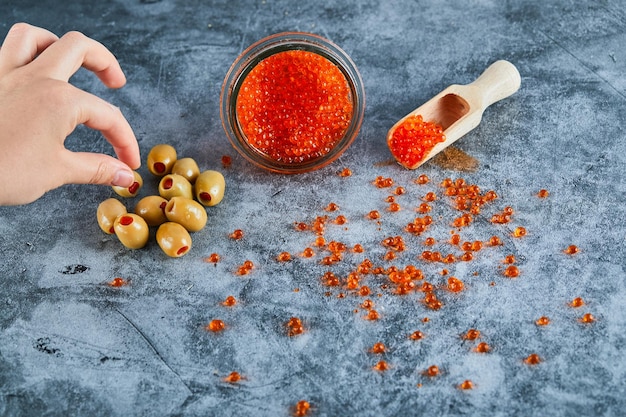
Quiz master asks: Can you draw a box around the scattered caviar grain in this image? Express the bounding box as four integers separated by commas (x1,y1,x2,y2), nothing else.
410,330,425,340
570,297,585,308
424,237,436,246
537,189,549,198
388,115,446,169
513,227,527,238
474,342,491,353
471,240,483,252
464,329,481,340
366,309,380,320
223,371,241,383
524,353,542,365
371,342,386,354
394,186,406,195
503,255,516,264
301,247,315,258
460,252,473,262
230,229,244,240
564,245,580,255
535,316,550,326
359,286,371,297
325,202,339,212
109,277,127,287
373,360,390,372
447,276,465,292
425,365,440,377
449,233,461,245
580,313,596,323
217,295,236,307
415,174,430,185
422,317,430,323
373,176,394,188
424,191,437,202
339,167,353,177
206,319,225,332
277,252,292,262
237,260,254,275
388,202,401,212
334,215,348,225
459,380,474,390
353,243,364,253
417,203,432,213
293,400,311,417
314,236,326,247
295,222,308,231
503,265,520,278
286,317,305,337
205,253,220,263
489,236,502,246
367,210,381,220
221,155,232,167
361,299,374,309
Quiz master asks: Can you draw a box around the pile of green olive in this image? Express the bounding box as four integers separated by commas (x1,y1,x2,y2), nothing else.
97,144,226,257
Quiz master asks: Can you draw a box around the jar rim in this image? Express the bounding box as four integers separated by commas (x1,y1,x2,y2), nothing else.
220,32,366,174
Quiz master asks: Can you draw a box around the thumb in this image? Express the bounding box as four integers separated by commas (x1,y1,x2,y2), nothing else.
62,151,136,187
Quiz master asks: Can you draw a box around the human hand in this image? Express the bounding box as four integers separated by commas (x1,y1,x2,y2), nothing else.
0,22,140,206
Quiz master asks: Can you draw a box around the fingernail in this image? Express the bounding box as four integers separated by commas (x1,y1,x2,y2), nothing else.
112,169,134,187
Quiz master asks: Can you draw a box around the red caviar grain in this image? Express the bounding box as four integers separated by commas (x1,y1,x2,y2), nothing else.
570,297,585,308
373,360,390,372
373,176,394,188
524,353,542,365
205,253,220,263
503,265,520,278
535,316,550,326
221,155,232,167
463,329,481,340
286,317,305,336
339,167,352,177
236,50,353,164
513,226,527,238
447,276,465,292
223,371,241,383
580,313,596,323
425,365,440,377
277,252,292,262
564,245,579,255
301,247,315,258
474,342,491,353
371,342,386,354
366,310,380,320
109,277,127,287
222,296,237,307
459,380,475,390
410,330,425,340
415,174,430,185
206,319,225,332
537,189,550,198
230,229,244,240
367,210,381,220
388,115,446,169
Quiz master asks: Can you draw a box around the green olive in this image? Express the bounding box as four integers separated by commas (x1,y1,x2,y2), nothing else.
97,198,127,234
159,174,193,200
164,196,207,232
156,222,192,257
147,144,177,176
111,171,143,198
113,213,149,249
195,170,226,207
134,195,168,227
171,157,200,184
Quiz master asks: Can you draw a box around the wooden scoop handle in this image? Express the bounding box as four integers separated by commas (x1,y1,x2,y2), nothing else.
467,60,521,109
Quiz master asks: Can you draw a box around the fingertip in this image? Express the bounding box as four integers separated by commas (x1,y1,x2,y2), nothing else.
112,167,135,187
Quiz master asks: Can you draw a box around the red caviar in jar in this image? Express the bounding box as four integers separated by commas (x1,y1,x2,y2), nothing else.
388,115,446,169
236,50,353,164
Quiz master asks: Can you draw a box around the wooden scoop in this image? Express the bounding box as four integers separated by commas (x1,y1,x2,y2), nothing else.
387,60,521,169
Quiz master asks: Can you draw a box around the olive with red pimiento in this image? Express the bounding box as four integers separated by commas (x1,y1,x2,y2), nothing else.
97,198,127,234
195,170,226,207
171,157,200,184
147,144,177,176
159,173,193,200
164,196,207,232
156,222,192,257
113,213,150,249
112,171,143,197
135,195,168,227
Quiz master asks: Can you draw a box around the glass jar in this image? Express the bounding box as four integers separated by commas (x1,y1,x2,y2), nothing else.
220,32,366,174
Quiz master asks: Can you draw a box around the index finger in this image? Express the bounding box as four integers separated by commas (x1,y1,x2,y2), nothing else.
29,30,127,88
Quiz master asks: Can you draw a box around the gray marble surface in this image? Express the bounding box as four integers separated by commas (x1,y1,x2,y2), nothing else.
1,1,625,416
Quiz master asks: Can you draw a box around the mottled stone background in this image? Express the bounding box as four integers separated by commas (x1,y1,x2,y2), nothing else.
0,1,625,416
